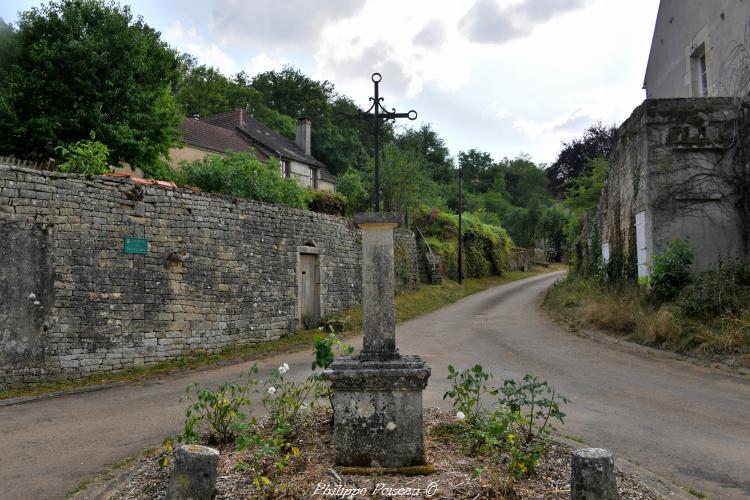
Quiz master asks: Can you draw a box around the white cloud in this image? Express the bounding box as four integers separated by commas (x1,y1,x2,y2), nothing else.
208,0,366,47
459,0,587,45
164,20,237,75
247,53,285,76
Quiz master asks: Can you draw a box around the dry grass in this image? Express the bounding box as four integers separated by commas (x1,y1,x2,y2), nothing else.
544,276,750,367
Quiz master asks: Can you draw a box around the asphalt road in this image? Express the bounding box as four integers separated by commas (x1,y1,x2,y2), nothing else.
2,272,749,499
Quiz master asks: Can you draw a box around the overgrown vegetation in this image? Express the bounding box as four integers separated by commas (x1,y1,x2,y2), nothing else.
545,243,750,366
174,152,308,209
439,365,568,495
161,359,317,497
415,207,512,279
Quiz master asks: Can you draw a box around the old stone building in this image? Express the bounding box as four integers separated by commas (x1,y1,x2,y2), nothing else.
595,1,750,280
597,98,748,281
170,109,337,192
644,0,750,98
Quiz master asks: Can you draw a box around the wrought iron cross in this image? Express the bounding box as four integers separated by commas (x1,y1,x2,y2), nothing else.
359,73,417,210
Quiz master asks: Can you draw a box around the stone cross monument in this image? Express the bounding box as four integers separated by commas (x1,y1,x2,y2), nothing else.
325,213,431,468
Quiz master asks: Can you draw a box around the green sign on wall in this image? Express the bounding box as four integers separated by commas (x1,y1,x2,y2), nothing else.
123,237,148,255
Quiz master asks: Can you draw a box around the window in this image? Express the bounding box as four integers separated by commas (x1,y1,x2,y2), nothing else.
699,54,708,97
280,161,289,178
691,43,708,97
309,167,318,189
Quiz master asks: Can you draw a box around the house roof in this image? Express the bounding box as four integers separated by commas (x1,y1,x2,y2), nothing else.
198,110,335,181
178,118,270,162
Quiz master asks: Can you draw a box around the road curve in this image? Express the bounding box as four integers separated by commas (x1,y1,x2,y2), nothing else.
1,271,749,499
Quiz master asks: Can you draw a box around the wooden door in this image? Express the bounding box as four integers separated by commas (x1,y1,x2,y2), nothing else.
300,253,321,328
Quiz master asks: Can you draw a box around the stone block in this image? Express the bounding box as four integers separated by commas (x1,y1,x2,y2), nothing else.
325,356,430,468
166,444,220,500
571,448,620,500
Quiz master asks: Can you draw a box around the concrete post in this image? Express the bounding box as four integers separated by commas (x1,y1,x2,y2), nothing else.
166,444,220,500
571,448,621,500
324,213,431,468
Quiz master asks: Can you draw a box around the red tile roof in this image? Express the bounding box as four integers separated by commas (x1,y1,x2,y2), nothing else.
178,118,269,161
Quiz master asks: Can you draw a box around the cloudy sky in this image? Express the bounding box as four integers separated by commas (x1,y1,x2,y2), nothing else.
1,0,659,165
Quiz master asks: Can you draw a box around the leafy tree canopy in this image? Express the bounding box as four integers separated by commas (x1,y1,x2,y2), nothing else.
0,0,182,169
563,157,609,213
547,123,617,197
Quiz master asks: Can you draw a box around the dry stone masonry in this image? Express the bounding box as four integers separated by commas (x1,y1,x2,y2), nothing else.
0,165,419,389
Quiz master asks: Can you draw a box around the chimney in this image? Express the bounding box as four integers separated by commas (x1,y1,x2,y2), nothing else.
296,117,312,156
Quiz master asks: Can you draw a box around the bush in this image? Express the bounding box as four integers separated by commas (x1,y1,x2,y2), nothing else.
55,131,110,175
306,189,350,216
177,152,308,209
177,364,260,445
677,266,750,319
442,365,568,493
649,239,694,304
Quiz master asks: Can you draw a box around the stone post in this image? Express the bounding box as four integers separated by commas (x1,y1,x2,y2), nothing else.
357,213,399,360
325,213,431,468
166,444,220,500
570,448,621,500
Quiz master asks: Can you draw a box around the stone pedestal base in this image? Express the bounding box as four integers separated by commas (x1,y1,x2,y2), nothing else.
324,356,430,468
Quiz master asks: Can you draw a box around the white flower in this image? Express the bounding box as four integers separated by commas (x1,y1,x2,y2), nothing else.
278,363,290,374
267,386,277,395
456,411,466,421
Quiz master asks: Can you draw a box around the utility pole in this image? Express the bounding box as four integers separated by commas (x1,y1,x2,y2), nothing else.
458,162,463,284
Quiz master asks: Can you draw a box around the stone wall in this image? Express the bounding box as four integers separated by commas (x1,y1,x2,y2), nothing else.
394,227,420,292
596,98,747,279
0,165,386,388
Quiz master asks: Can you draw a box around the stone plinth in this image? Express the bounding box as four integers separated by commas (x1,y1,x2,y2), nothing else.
324,213,431,468
326,356,430,467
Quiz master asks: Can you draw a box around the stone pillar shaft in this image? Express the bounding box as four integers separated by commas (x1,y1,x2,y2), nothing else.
354,213,401,361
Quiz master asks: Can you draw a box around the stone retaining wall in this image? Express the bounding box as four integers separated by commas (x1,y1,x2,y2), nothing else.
0,166,420,388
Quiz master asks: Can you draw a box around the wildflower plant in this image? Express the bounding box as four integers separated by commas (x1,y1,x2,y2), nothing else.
177,364,260,445
443,365,569,493
261,363,319,436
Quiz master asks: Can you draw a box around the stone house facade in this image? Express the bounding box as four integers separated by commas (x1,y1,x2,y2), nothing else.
644,0,750,99
170,109,337,192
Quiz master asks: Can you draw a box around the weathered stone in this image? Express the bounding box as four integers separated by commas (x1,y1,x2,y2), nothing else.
570,448,620,500
0,166,422,389
326,213,430,468
167,444,220,500
327,356,430,467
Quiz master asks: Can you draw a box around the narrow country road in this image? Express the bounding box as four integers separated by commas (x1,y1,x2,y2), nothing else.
2,272,749,499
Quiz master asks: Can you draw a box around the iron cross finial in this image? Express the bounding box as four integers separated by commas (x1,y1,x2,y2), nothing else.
359,73,418,211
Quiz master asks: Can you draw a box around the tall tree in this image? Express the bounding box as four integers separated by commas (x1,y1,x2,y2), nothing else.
546,122,617,197
0,0,182,169
394,124,454,184
457,149,494,193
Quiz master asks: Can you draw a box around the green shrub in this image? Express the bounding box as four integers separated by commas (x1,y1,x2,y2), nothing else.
55,131,110,175
177,364,260,445
261,362,319,437
442,365,568,493
677,266,750,318
649,239,694,304
306,189,350,216
177,152,308,209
